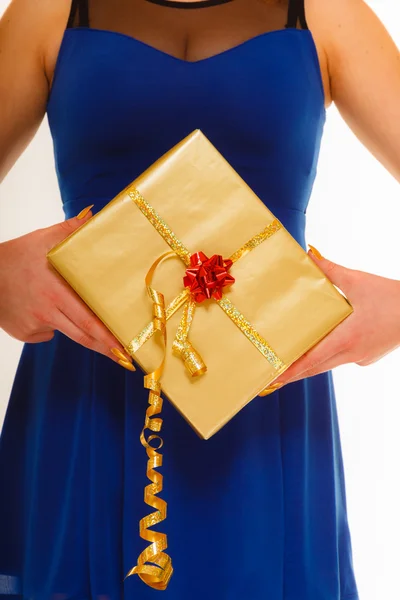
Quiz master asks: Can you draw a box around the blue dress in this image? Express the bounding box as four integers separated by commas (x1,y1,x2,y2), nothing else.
0,1,360,598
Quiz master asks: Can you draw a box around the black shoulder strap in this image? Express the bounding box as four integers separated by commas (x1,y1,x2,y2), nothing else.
66,0,90,28
285,0,309,30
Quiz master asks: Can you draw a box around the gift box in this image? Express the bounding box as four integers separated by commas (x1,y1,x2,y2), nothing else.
47,128,352,438
46,129,353,588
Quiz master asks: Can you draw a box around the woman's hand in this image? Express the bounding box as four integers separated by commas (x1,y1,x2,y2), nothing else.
0,205,135,372
263,245,400,393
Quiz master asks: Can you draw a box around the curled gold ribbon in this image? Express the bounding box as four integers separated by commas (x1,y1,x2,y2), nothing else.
125,251,175,589
172,297,207,377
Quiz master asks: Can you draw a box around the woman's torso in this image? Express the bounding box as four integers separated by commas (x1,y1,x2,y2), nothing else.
44,0,332,110
45,0,328,239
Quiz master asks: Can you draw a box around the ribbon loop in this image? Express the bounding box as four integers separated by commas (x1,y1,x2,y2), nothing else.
172,339,207,377
172,297,207,377
145,414,163,432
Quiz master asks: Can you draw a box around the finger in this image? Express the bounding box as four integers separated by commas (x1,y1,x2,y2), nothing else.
273,320,353,385
52,308,135,371
50,282,133,362
44,205,95,250
307,247,355,295
278,350,347,384
261,350,345,395
25,330,55,343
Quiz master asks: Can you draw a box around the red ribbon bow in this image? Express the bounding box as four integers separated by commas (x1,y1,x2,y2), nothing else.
183,251,235,303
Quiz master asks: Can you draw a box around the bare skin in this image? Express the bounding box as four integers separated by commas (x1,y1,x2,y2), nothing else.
0,210,136,369
0,0,137,369
1,0,400,380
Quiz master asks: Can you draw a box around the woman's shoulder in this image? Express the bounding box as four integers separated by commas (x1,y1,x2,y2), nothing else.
1,0,72,80
305,0,398,113
0,0,72,180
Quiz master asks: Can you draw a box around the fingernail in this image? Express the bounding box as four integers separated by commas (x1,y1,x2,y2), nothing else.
259,382,284,396
117,359,136,372
76,204,94,219
308,244,324,260
111,347,133,362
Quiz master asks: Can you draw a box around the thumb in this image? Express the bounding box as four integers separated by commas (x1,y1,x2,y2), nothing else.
44,204,94,249
307,244,353,293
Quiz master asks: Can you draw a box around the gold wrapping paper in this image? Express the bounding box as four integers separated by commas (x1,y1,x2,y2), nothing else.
46,128,353,440
46,129,354,589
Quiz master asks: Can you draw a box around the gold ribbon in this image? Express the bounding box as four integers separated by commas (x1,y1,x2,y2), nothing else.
124,251,175,590
128,188,286,375
125,187,288,589
172,297,207,377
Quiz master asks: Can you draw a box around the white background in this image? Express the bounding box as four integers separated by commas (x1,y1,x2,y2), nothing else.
1,1,399,598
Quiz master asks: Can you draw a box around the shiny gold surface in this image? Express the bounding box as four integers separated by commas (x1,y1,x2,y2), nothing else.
216,296,285,371
47,129,354,441
129,188,191,266
124,251,173,589
127,187,285,375
172,297,208,377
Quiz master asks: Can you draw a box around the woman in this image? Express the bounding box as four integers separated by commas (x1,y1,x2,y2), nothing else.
0,0,399,598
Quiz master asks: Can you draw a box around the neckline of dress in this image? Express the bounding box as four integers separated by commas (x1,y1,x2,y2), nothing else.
144,0,234,8
47,27,326,116
69,26,311,66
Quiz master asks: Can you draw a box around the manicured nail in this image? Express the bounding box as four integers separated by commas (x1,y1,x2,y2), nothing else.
117,359,136,372
76,204,94,219
308,244,324,260
259,382,284,396
267,382,284,391
111,347,133,362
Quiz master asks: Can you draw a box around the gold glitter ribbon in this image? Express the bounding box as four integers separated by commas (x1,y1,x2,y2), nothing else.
128,188,285,373
125,187,287,589
171,297,207,377
124,251,175,590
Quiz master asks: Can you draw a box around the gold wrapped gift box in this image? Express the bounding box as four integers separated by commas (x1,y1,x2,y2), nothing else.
46,129,353,588
47,128,352,438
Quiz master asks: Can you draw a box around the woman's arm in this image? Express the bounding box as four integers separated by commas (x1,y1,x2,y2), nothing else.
0,0,70,183
310,0,400,183
264,0,400,391
0,0,135,369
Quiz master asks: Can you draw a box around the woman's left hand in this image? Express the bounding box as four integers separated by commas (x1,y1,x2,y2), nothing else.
263,245,400,393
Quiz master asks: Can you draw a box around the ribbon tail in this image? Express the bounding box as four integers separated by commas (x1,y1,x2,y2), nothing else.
125,251,176,590
172,297,207,377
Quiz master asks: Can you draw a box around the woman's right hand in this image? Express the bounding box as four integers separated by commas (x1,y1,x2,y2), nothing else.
0,205,136,371
0,4,134,371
